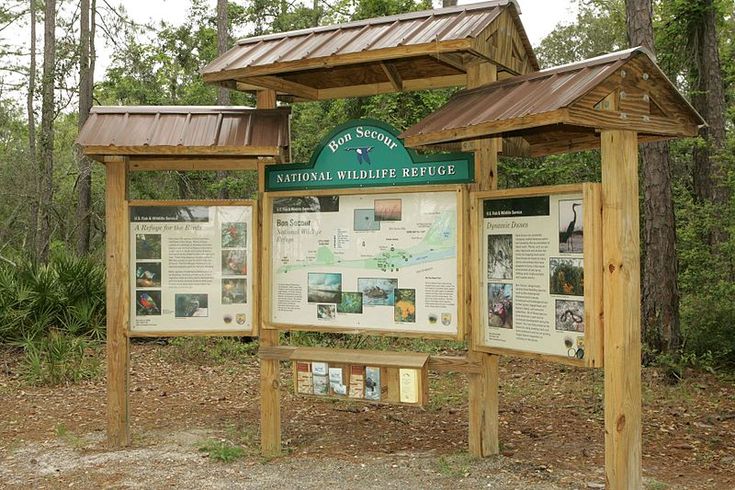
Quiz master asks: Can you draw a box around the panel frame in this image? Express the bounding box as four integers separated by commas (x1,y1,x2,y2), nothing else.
127,199,259,337
470,183,603,368
262,185,467,340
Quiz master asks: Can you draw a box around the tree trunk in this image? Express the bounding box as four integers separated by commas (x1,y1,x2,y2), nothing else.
76,0,93,255
692,0,728,207
625,0,681,356
27,0,38,254
37,0,56,263
216,0,230,199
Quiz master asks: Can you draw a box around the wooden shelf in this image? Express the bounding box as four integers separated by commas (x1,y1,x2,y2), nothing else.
289,347,429,369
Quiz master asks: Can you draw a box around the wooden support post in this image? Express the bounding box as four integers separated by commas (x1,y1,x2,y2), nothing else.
466,61,500,457
105,156,130,447
257,89,282,457
601,130,642,489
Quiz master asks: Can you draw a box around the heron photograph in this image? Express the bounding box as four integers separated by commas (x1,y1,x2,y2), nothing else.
558,199,583,253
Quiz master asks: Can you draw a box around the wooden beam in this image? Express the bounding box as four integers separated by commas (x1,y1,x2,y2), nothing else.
432,53,467,72
316,74,466,100
257,89,282,458
129,158,260,172
466,60,500,459
105,157,130,448
380,62,403,91
83,145,282,157
201,38,474,82
240,75,318,100
402,108,571,148
601,130,642,489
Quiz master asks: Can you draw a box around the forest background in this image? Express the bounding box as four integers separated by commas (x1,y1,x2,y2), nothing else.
0,0,733,384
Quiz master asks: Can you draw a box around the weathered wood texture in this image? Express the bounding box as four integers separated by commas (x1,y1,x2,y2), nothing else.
257,90,282,457
466,60,500,458
601,130,642,489
105,157,130,447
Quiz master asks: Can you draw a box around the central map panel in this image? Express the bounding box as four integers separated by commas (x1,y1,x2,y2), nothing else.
266,188,462,338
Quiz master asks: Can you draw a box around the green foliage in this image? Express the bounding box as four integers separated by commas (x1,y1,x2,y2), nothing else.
18,330,101,386
0,250,106,343
535,0,627,68
163,337,259,365
286,331,465,354
197,439,246,462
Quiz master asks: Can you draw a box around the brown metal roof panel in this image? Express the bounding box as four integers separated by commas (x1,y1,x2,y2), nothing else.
183,114,219,146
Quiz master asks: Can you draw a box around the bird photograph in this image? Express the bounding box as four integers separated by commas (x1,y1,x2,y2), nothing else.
136,291,161,316
558,200,583,253
135,234,161,260
135,262,161,287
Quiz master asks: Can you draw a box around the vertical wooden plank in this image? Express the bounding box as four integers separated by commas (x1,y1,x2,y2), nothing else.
583,183,604,368
105,157,130,447
466,61,500,458
601,130,642,489
257,89,282,456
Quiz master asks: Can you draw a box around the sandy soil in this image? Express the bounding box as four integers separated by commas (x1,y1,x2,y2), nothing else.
1,343,733,489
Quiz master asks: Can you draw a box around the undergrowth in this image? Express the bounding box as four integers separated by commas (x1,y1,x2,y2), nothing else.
1,249,105,386
162,336,259,365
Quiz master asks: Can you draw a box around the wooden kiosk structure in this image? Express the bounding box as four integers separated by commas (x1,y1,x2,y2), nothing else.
81,2,704,490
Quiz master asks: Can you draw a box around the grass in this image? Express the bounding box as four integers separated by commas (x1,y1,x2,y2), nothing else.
162,337,259,365
197,439,246,462
286,331,466,354
19,331,102,386
435,452,474,478
54,423,87,448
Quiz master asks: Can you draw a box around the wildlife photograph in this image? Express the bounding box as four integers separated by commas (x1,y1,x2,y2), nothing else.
174,293,209,317
221,222,246,248
353,208,381,231
221,278,246,304
307,272,342,303
135,290,161,316
558,199,583,253
317,304,336,320
373,198,402,221
488,283,513,329
135,262,161,288
555,299,585,332
221,249,247,276
135,234,161,259
487,234,513,280
358,277,398,306
549,257,584,296
394,288,416,323
337,292,363,314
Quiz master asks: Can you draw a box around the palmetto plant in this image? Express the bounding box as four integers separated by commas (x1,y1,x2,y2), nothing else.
0,250,106,385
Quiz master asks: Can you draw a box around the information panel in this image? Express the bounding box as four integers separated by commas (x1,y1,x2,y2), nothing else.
473,185,602,365
129,202,256,335
266,189,463,338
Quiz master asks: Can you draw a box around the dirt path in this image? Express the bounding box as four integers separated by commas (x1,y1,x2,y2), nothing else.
1,343,733,489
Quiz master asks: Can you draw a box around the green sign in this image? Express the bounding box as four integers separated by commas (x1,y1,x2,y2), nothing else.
265,119,473,191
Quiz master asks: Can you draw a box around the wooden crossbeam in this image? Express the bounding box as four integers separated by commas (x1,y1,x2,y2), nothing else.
239,75,318,100
380,61,403,91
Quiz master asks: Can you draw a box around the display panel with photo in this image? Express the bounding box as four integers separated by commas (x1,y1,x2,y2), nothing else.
221,222,247,248
488,283,513,329
135,262,161,288
549,258,584,296
136,290,161,316
307,273,342,303
135,234,161,259
555,299,584,332
558,199,583,253
487,234,513,280
222,278,247,304
358,277,398,306
175,293,209,317
222,249,247,276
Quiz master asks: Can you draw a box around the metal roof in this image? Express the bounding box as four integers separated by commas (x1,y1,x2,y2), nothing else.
77,106,291,158
201,1,538,98
400,48,704,154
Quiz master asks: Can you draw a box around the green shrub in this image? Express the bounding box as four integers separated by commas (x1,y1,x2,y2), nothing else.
0,251,105,343
18,330,101,386
197,439,246,463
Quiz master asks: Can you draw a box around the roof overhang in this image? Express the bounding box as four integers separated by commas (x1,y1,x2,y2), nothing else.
201,1,539,101
77,106,291,166
400,48,705,157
